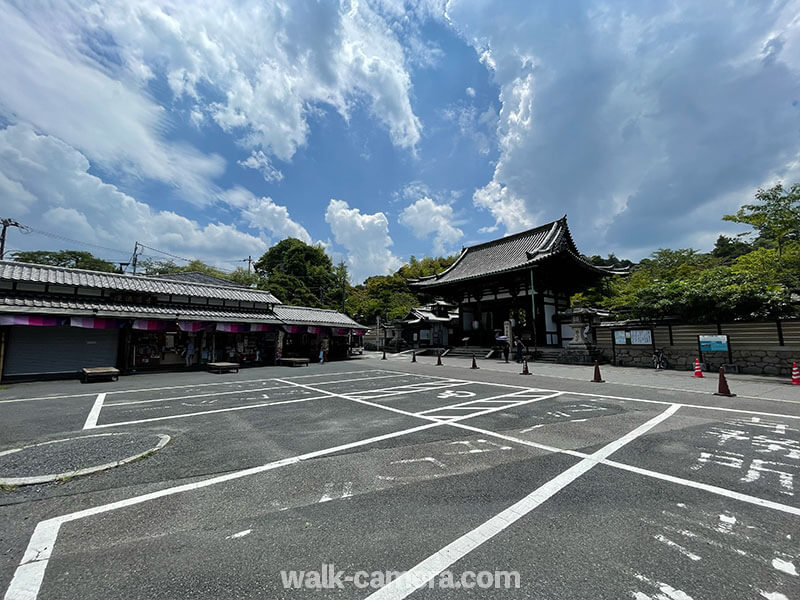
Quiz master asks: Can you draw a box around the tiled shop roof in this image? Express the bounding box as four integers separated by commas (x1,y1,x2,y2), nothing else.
0,296,365,328
0,261,280,304
408,216,605,288
274,305,364,328
0,296,283,323
150,271,248,287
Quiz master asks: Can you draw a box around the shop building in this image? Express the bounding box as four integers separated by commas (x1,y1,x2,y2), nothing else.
0,261,365,381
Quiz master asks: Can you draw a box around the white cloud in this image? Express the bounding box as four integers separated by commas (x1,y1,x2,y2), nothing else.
399,196,463,255
219,187,311,244
0,124,264,266
237,151,284,183
472,181,534,234
324,199,401,283
76,0,422,160
0,4,225,205
446,1,800,257
465,86,476,97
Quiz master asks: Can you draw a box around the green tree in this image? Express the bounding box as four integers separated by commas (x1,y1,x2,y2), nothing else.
723,182,800,256
254,238,338,308
12,250,118,272
711,235,752,264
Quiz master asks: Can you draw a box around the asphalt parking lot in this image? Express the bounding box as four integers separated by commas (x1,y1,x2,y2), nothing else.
1,356,798,599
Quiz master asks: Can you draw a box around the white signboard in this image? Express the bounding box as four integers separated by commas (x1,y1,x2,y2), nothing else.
630,329,652,345
614,330,627,345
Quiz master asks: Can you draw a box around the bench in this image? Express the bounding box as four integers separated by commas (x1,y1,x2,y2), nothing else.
207,362,240,374
278,357,310,367
81,367,120,383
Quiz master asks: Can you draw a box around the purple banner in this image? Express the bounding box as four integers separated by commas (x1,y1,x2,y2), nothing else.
132,319,173,331
332,328,349,336
177,320,210,332
0,315,64,327
216,322,249,333
70,317,122,329
249,323,275,332
282,325,304,334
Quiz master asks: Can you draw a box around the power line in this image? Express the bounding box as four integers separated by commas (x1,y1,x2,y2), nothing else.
25,226,131,256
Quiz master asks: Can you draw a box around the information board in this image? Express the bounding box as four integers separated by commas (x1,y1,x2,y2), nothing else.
614,330,627,345
630,329,653,345
699,334,728,351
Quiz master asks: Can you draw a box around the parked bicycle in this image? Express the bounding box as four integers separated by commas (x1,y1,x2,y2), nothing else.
652,348,669,370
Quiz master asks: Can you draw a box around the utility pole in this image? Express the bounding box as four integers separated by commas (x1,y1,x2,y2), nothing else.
0,219,26,260
242,255,253,273
131,241,141,274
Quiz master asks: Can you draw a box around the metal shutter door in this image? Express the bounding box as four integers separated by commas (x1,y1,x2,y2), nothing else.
4,326,119,376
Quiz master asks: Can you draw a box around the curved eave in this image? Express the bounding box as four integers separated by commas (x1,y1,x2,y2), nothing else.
409,249,607,290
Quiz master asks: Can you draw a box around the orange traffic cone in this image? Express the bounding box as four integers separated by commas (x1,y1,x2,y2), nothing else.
791,362,800,385
411,351,416,363
381,349,387,360
471,353,479,369
714,367,736,397
436,351,442,366
693,359,704,378
520,358,530,375
591,360,605,383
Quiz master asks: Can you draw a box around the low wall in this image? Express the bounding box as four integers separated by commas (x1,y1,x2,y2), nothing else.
594,320,800,376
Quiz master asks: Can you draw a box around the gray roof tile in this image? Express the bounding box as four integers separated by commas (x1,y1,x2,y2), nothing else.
273,305,364,328
409,216,602,288
0,261,280,304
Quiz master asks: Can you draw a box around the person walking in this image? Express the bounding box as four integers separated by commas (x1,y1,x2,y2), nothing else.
514,337,524,363
502,341,510,363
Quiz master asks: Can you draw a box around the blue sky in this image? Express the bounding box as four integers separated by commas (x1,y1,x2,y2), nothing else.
1,0,799,282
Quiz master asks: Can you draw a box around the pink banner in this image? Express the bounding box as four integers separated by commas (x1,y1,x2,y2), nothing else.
332,328,349,336
249,323,274,332
307,326,321,334
132,319,173,331
282,325,304,334
0,315,63,326
177,321,210,332
353,329,367,336
70,317,121,329
216,322,249,333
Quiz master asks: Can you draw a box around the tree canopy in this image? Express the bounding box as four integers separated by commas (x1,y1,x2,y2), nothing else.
12,250,118,273
575,182,800,322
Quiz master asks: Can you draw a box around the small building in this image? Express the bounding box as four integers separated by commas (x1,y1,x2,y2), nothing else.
0,261,365,380
396,301,458,349
408,216,614,348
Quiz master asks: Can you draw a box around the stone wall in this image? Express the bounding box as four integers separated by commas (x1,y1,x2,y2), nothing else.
594,320,800,376
609,345,798,375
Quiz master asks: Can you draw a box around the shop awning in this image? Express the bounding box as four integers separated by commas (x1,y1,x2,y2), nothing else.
132,319,173,330
0,315,65,326
70,316,123,329
216,322,249,333
177,320,211,332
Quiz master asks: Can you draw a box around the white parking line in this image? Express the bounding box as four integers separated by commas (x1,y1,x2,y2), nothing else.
0,369,404,404
363,405,682,600
3,420,446,600
91,396,331,429
82,393,106,430
104,374,405,407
